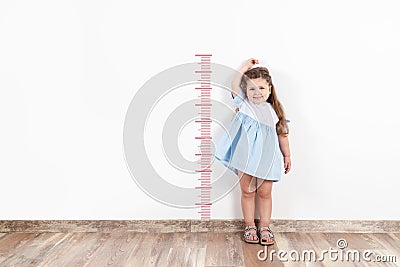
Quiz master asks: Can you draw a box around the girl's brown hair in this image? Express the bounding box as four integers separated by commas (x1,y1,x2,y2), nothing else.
240,67,289,136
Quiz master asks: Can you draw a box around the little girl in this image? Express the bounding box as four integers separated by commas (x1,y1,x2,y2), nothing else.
215,58,291,245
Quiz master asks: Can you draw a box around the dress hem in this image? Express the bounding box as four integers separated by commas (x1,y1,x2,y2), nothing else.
214,155,281,182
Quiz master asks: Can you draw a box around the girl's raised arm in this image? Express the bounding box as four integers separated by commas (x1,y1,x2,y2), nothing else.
231,58,259,97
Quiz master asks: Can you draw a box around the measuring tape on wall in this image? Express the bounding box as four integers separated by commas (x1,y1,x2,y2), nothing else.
194,54,212,220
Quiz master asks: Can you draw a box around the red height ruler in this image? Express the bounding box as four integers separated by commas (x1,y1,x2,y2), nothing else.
194,54,212,220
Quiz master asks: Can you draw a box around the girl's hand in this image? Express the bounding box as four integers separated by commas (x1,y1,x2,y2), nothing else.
241,58,259,72
284,156,291,174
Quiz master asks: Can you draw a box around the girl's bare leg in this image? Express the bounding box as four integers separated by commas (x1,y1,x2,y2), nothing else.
256,180,274,243
238,170,257,241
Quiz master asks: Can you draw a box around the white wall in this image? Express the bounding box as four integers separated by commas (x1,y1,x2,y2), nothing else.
1,0,399,220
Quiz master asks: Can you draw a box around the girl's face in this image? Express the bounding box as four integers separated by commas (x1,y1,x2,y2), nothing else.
246,78,271,104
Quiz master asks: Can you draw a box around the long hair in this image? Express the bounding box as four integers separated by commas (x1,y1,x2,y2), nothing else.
239,67,289,136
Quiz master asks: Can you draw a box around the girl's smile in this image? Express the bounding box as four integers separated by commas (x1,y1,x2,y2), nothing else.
246,78,271,104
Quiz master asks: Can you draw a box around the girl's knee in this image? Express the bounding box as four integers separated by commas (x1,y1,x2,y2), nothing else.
257,188,272,199
241,188,256,198
239,172,255,197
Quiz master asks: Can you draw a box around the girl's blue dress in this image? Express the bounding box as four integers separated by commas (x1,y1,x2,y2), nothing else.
214,90,283,191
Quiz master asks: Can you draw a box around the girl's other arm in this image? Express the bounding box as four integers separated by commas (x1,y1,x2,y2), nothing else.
231,58,258,97
278,134,291,174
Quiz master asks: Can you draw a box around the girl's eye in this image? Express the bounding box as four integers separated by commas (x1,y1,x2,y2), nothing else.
249,88,255,90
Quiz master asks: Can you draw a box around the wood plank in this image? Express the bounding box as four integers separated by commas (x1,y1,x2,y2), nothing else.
165,245,190,266
274,232,309,267
305,233,343,267
347,233,399,267
122,232,166,266
83,232,142,266
241,234,284,267
0,233,39,263
205,232,244,266
316,233,388,267
170,232,208,249
223,232,244,266
0,233,69,266
147,233,174,267
184,247,207,267
166,233,207,267
37,232,109,266
374,233,400,254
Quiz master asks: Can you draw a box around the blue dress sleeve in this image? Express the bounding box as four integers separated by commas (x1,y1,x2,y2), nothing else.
231,90,245,106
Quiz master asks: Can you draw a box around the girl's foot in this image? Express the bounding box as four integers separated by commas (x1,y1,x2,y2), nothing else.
243,225,259,244
258,226,274,245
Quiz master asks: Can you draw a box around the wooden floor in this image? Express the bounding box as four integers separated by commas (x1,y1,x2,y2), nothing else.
0,232,399,266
